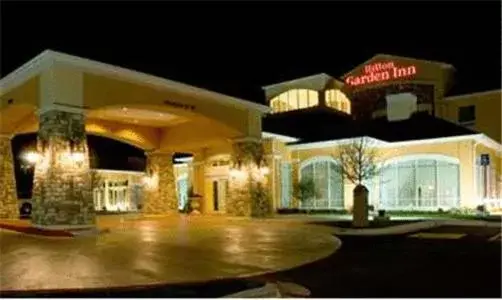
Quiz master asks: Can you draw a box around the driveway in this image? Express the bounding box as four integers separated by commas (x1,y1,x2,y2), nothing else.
0,215,339,293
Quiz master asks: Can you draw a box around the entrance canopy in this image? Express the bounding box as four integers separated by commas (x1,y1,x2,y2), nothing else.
0,50,269,152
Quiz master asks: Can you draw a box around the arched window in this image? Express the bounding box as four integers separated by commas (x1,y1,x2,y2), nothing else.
270,89,319,113
299,156,344,209
325,89,351,114
379,154,460,210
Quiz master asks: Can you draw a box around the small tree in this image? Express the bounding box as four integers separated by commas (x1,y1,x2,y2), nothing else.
334,137,382,227
335,137,382,186
293,177,317,210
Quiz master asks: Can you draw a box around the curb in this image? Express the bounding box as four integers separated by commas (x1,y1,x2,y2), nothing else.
0,223,111,238
327,219,501,236
0,223,74,237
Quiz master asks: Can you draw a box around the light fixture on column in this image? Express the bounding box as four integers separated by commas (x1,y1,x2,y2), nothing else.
68,140,86,166
20,150,42,172
142,167,158,189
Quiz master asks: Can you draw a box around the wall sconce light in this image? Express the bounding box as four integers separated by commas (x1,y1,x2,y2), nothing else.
260,166,270,175
21,151,42,165
142,167,158,189
71,152,86,164
68,140,86,166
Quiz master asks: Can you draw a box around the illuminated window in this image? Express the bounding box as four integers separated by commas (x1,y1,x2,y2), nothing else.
299,157,344,209
325,89,351,114
270,89,319,113
380,155,460,210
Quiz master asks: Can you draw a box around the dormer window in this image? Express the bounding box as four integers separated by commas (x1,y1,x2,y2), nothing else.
270,89,319,113
325,89,351,114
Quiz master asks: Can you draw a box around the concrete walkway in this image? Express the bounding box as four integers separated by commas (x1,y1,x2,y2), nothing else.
0,215,340,292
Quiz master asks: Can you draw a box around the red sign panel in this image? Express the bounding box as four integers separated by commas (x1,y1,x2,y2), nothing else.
345,61,417,87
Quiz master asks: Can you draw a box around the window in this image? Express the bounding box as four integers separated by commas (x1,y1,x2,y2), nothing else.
380,155,460,210
281,162,292,208
325,89,351,114
299,157,344,209
458,105,475,124
270,89,319,113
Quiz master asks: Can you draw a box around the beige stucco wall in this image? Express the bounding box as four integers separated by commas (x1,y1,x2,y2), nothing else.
280,139,481,210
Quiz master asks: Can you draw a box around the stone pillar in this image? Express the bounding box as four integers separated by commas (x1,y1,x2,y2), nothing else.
227,139,272,217
0,135,19,220
31,110,95,229
142,152,178,214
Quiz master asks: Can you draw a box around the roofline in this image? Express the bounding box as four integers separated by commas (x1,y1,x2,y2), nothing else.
340,53,455,79
444,89,501,101
287,136,388,150
262,131,299,143
0,50,270,114
286,133,501,154
261,73,335,90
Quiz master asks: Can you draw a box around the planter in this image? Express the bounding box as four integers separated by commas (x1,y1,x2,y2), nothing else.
189,196,202,212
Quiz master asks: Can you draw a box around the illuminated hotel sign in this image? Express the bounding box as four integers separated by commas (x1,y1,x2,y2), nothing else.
345,61,417,87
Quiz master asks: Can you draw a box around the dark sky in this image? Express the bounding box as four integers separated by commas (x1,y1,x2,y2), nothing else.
2,1,501,197
1,1,501,104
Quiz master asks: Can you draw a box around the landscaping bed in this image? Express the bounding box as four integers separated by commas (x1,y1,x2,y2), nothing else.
309,219,420,229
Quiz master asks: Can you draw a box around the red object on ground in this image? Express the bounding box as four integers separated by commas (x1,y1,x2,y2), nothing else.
0,223,74,237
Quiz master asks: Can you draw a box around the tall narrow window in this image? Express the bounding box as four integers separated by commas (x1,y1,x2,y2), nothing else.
281,162,292,208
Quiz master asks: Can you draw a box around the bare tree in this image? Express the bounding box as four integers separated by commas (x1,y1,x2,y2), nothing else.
334,137,383,227
334,137,382,187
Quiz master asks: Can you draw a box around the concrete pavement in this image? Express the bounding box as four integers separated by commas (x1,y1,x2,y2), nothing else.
0,215,340,292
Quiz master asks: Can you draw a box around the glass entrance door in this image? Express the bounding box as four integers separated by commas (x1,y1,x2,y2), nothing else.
212,179,228,212
177,177,189,210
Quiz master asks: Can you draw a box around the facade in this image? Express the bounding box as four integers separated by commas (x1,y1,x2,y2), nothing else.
0,51,501,228
261,54,502,213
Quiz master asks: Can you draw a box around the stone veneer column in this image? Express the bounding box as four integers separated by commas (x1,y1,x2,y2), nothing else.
142,152,178,214
226,139,272,217
31,110,95,229
0,135,20,219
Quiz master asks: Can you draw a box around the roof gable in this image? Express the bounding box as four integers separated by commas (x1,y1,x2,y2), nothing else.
0,50,269,113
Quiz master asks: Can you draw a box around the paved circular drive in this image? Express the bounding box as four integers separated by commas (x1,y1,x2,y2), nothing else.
0,216,340,291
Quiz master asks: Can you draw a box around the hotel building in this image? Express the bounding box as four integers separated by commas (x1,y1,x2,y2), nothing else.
0,51,500,228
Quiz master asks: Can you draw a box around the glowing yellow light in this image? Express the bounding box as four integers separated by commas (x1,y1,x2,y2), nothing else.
260,166,270,175
230,168,247,179
142,174,158,189
71,152,85,163
22,151,41,164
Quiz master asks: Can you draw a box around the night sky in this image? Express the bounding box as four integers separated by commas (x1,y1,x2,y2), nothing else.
1,1,501,197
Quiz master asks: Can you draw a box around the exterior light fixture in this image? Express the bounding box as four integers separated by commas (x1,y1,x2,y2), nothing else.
71,152,86,164
260,166,270,175
21,151,42,165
